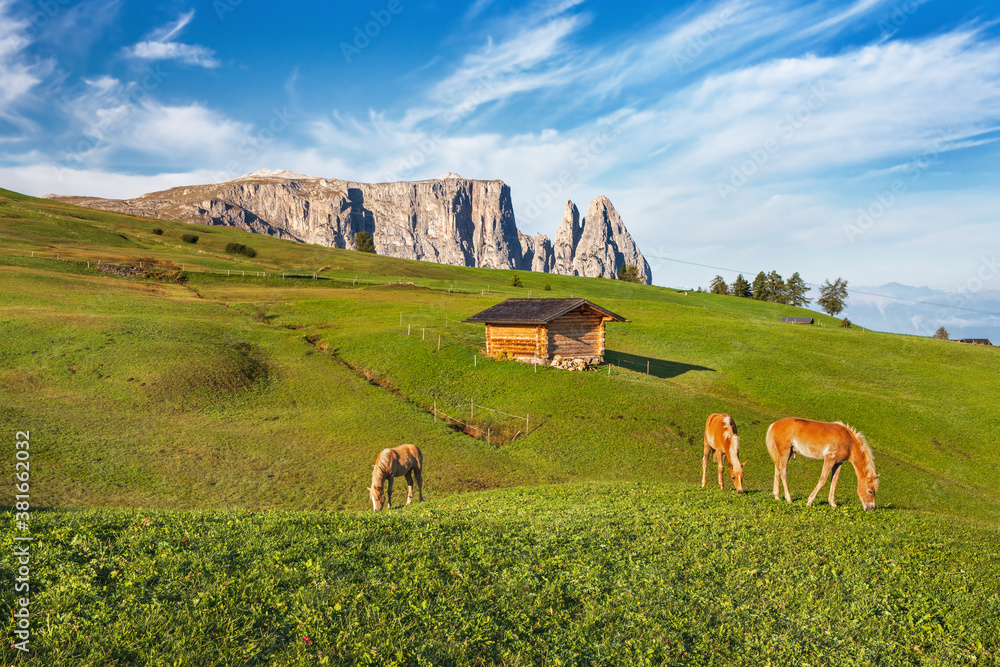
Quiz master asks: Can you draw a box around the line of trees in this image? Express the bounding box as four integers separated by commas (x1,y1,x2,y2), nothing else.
709,272,849,316
709,271,812,307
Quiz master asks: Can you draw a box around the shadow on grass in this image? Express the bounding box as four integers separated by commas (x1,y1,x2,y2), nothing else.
605,350,715,379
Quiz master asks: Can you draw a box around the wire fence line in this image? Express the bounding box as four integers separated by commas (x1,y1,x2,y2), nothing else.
13,250,593,299
433,400,530,446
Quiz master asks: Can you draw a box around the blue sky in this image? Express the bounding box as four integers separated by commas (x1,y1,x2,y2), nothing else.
2,0,1000,306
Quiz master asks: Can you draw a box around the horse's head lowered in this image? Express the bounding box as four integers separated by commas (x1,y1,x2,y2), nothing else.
369,483,386,511
858,473,880,511
730,458,748,494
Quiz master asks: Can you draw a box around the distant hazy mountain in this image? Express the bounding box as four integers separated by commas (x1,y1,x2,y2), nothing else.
829,282,1000,342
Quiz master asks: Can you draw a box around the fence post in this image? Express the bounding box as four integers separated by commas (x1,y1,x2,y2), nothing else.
408,324,411,336
474,355,477,367
438,335,441,352
487,428,490,446
526,413,529,433
434,401,437,422
422,328,425,340
471,400,474,418
608,363,611,376
647,360,650,375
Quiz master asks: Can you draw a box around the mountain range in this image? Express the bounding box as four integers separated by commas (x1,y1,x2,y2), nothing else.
49,169,652,284
838,282,1000,342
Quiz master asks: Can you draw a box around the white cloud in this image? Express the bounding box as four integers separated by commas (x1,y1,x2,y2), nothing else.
125,10,219,68
0,163,223,199
0,0,54,127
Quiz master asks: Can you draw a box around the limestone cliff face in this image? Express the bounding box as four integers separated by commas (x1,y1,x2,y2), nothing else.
49,169,650,282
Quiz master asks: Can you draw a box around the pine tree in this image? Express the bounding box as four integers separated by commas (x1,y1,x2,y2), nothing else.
709,275,728,294
730,274,751,298
617,264,643,283
751,272,767,300
354,231,375,253
933,326,949,340
765,271,786,303
785,272,811,307
817,278,849,316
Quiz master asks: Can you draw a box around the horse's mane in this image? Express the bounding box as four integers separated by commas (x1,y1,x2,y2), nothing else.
835,421,877,483
723,415,740,462
372,449,393,487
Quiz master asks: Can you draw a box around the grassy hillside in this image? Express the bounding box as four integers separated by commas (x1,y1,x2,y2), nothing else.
1,188,996,518
2,188,999,664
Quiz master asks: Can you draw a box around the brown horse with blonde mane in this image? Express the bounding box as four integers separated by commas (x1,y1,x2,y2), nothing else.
702,413,747,493
369,444,423,511
765,417,879,510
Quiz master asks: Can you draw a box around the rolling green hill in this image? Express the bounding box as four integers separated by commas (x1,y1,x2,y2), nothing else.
2,187,999,665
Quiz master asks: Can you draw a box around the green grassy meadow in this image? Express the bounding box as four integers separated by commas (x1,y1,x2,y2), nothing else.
2,188,999,665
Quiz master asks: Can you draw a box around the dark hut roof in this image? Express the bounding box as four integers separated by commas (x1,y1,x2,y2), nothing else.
958,338,993,345
463,298,628,325
780,316,815,324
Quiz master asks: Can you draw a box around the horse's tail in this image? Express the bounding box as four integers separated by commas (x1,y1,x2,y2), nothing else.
765,421,778,462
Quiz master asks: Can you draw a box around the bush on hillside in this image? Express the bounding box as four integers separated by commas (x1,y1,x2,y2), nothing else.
354,231,375,253
152,228,163,235
510,274,524,287
225,242,257,258
181,234,199,244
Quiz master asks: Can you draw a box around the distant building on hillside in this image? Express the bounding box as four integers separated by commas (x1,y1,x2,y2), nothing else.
780,316,815,325
463,298,627,365
956,338,993,346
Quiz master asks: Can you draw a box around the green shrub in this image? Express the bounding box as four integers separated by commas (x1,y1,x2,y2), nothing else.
152,228,163,235
544,283,552,291
841,317,852,328
225,242,257,258
181,233,199,244
510,274,524,288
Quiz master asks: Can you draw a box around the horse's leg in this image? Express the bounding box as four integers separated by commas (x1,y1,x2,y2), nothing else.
780,453,793,503
702,438,711,488
828,463,843,508
716,451,725,490
386,476,394,509
404,471,414,505
807,458,836,507
772,450,781,500
414,467,423,502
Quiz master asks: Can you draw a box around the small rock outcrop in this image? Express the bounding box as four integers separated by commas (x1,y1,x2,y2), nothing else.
518,232,554,273
549,196,651,284
552,201,581,276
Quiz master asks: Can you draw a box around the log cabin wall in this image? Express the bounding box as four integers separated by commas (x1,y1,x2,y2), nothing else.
487,324,544,358
546,307,605,359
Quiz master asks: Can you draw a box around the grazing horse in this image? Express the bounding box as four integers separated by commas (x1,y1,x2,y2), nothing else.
369,444,423,511
765,417,879,510
702,413,747,493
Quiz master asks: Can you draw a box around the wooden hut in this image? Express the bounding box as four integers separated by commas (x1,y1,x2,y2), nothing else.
463,298,627,365
780,316,815,325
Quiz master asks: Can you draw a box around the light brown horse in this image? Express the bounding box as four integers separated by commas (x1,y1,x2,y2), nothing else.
765,417,879,510
702,413,747,493
369,444,423,511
